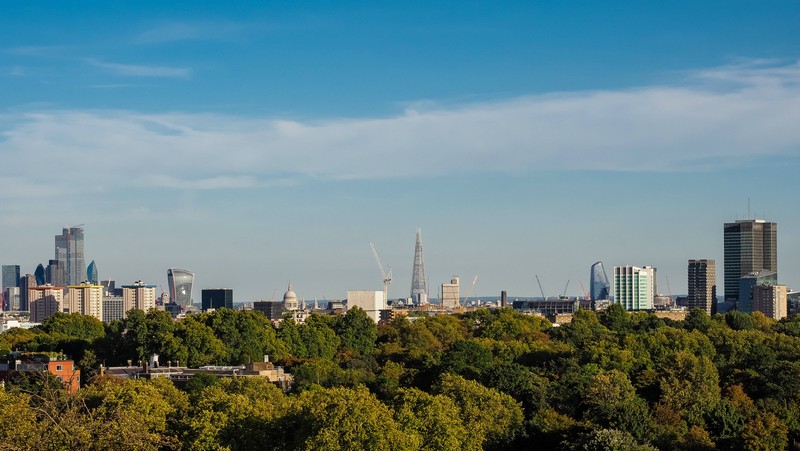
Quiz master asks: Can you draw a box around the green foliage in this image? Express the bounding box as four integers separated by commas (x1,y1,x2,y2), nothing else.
439,339,493,379
40,312,106,342
726,310,756,331
336,307,377,356
393,388,467,450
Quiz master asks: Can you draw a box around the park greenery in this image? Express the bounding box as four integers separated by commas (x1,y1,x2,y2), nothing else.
2,305,800,450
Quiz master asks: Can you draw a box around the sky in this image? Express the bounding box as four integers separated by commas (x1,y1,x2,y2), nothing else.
1,1,799,302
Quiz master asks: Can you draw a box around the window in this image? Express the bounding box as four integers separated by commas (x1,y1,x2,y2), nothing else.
55,365,63,372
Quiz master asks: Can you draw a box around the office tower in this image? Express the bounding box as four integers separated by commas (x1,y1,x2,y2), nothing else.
65,282,104,321
122,281,157,313
282,283,299,310
2,265,20,291
753,284,788,320
254,301,284,321
687,259,717,315
19,274,36,311
4,287,19,311
87,260,98,285
441,276,460,309
55,226,86,286
167,268,194,307
613,265,656,311
46,259,66,287
590,261,610,301
410,229,428,305
346,290,386,323
737,270,777,313
201,288,233,311
723,219,777,302
29,285,65,322
34,264,46,286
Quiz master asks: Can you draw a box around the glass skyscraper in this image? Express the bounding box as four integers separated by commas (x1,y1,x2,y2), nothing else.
55,227,85,286
723,219,777,302
167,268,194,307
590,261,610,301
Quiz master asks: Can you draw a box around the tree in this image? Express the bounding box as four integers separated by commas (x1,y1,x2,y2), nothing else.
658,351,720,425
582,370,653,444
39,312,105,342
434,373,524,450
439,339,493,380
178,316,226,367
336,307,377,356
393,388,467,451
685,308,712,333
272,386,419,451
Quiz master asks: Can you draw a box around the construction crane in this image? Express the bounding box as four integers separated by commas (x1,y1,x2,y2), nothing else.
462,275,479,306
579,280,590,300
666,276,674,307
535,275,547,301
369,243,392,303
562,280,570,298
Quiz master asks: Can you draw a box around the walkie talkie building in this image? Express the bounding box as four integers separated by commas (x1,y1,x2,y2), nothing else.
167,268,194,307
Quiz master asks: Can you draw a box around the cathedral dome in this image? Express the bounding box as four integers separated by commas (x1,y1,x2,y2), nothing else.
283,283,299,310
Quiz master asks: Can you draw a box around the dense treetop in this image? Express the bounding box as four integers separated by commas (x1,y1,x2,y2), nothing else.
2,304,800,450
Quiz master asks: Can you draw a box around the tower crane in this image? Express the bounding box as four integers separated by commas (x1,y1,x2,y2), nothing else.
462,275,479,306
369,243,392,303
535,275,547,301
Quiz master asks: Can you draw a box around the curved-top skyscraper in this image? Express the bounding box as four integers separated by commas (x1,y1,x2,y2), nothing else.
590,261,610,301
167,268,194,307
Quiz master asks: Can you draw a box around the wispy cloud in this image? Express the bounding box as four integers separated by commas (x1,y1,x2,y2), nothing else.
1,60,799,202
8,66,25,77
134,20,249,44
4,45,72,57
84,58,191,78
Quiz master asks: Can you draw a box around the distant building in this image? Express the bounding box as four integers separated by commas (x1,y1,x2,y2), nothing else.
441,276,460,309
590,261,610,301
2,265,20,292
34,264,46,286
513,299,580,318
46,259,66,287
738,270,778,313
4,287,20,312
613,265,655,311
687,259,716,315
164,302,182,319
753,284,788,320
122,281,157,313
29,285,65,322
254,301,284,321
724,219,777,302
87,260,98,285
19,274,36,312
201,289,233,311
282,283,299,311
167,268,194,307
65,283,104,321
346,290,386,323
102,296,125,322
410,229,428,305
55,227,85,286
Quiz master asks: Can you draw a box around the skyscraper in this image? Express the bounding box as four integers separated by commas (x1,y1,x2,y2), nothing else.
202,288,234,311
87,260,98,285
723,219,777,302
167,268,194,307
687,259,716,315
55,226,86,286
613,265,655,311
2,265,20,291
410,229,428,305
19,274,36,312
590,261,610,301
34,264,46,286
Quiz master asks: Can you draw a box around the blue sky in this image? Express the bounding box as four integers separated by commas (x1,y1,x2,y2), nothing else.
1,1,799,302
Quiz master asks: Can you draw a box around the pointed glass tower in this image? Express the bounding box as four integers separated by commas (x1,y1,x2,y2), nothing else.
87,260,98,285
410,229,428,305
590,261,610,301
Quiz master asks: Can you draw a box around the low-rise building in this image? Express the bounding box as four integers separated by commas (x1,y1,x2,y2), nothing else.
0,352,80,393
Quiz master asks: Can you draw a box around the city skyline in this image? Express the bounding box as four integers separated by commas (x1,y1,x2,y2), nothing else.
1,2,799,300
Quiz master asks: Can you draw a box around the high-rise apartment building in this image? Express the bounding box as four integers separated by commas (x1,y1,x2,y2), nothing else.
441,276,460,309
613,265,656,311
753,284,788,320
29,285,65,322
201,288,233,311
65,283,104,321
410,229,428,305
55,227,86,286
102,296,125,323
122,281,157,313
737,270,778,313
723,219,777,302
687,259,716,315
167,268,194,307
590,261,610,301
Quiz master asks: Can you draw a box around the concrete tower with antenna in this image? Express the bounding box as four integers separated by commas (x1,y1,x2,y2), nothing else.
410,229,428,305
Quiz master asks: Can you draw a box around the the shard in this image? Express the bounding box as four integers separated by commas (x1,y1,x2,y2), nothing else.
590,261,610,301
410,229,428,305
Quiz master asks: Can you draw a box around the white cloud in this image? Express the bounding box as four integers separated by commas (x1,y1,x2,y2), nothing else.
84,58,191,78
134,21,249,44
1,60,799,203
